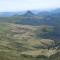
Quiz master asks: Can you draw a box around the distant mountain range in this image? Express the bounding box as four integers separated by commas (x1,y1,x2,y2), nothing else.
0,8,60,17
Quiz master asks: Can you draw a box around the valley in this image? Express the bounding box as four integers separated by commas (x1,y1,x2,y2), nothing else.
0,10,60,60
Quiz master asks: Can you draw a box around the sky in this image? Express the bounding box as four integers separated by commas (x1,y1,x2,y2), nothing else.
0,0,60,12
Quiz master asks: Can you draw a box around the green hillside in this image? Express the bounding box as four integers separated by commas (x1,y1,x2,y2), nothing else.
0,23,59,60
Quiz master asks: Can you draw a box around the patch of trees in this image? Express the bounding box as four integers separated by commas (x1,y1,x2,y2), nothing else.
35,26,60,40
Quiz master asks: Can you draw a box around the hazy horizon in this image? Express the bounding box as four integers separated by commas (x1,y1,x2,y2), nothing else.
0,0,60,12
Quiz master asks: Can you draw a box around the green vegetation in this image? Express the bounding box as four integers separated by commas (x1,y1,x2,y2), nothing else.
0,11,60,60
0,23,59,60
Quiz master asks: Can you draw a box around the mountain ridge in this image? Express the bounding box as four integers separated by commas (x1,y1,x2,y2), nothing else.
0,8,60,17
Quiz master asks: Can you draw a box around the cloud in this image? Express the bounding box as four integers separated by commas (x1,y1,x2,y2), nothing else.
0,0,60,11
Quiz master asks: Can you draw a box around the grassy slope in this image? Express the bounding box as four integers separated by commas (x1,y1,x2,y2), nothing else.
0,23,59,60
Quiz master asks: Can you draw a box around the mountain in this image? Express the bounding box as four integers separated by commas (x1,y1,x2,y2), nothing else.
23,11,34,16
51,8,60,14
0,11,34,17
0,12,15,17
0,8,60,17
37,11,50,16
0,11,26,17
0,9,60,60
